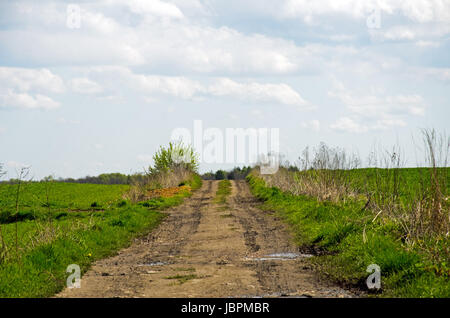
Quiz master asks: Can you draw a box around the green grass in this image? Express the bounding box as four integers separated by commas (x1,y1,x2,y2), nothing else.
174,267,196,272
164,273,198,284
214,179,232,204
247,173,449,298
0,175,202,297
294,167,449,203
0,182,130,223
345,167,449,202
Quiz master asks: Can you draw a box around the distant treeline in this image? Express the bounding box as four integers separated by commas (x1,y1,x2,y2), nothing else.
1,173,147,185
59,173,144,185
1,166,254,184
202,166,252,180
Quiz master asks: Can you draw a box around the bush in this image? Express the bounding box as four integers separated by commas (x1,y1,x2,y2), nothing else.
150,141,199,175
215,170,226,180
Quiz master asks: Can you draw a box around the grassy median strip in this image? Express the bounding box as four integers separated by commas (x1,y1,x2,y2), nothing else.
214,179,232,205
0,175,202,297
246,173,449,298
165,274,198,284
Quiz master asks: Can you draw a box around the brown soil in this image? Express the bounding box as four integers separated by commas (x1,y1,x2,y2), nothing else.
57,180,356,298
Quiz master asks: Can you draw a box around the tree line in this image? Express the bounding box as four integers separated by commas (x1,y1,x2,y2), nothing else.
201,166,252,180
0,172,146,185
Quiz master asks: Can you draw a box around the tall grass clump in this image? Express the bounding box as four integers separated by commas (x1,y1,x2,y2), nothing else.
249,129,448,296
363,131,449,245
257,129,449,246
419,129,449,238
260,143,361,202
126,141,200,202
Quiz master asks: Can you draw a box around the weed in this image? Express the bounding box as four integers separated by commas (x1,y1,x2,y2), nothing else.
164,274,198,284
215,179,231,204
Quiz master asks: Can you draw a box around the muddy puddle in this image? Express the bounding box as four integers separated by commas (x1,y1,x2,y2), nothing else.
137,261,169,266
244,252,313,262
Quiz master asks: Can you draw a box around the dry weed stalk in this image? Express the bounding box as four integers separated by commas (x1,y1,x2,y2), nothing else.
125,167,193,203
257,129,449,245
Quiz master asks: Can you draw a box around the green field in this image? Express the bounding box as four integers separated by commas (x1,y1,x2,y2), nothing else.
344,167,449,200
0,175,202,297
0,182,130,223
248,167,449,297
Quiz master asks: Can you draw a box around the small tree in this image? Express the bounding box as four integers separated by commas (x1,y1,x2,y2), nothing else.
150,141,199,175
215,170,226,180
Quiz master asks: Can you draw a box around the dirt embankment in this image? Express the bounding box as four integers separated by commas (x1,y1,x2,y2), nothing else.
57,180,355,298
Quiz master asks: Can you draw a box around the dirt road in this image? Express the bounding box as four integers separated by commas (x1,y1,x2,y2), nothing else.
58,180,355,298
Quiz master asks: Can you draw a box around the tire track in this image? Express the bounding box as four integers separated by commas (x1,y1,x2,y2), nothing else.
57,181,213,298
230,180,354,297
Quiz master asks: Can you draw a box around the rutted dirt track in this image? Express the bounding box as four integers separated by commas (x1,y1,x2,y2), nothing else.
58,180,355,298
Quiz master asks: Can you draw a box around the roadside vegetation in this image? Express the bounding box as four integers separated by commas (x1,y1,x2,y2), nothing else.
126,141,200,203
249,129,449,297
0,142,201,297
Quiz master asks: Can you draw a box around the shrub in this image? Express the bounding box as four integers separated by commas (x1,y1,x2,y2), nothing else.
150,141,199,175
214,170,226,180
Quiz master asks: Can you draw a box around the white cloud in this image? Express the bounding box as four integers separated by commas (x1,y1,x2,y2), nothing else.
300,119,320,132
329,81,426,119
415,40,440,48
0,3,326,75
81,10,123,35
381,26,417,40
280,0,450,23
125,0,184,19
135,74,201,99
0,67,65,93
344,93,426,118
1,0,448,80
372,118,407,130
57,118,80,125
206,78,310,107
0,89,60,110
70,78,103,94
331,116,408,133
330,117,368,133
328,80,426,132
0,67,63,110
96,94,124,102
89,66,310,107
280,0,450,43
415,67,450,82
372,23,450,42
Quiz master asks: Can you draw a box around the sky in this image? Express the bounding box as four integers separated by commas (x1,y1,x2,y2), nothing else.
0,0,449,179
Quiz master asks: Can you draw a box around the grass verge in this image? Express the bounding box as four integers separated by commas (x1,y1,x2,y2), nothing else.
246,174,449,298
